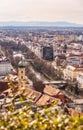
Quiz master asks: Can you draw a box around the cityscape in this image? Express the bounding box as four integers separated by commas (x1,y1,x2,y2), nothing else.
0,0,83,129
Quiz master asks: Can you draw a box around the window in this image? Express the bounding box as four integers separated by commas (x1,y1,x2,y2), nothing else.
21,76,23,79
21,71,23,73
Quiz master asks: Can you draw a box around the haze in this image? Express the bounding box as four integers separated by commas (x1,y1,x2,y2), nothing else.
0,0,83,24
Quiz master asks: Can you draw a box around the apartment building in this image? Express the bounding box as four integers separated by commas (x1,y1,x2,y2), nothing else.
0,60,13,76
63,65,83,81
77,72,83,88
66,53,83,66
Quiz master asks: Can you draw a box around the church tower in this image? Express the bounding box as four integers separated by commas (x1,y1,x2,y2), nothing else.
18,60,26,88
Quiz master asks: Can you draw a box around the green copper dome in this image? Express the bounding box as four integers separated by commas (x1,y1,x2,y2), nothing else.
18,60,25,68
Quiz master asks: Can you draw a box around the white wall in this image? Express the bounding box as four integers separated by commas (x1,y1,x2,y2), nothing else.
0,62,12,76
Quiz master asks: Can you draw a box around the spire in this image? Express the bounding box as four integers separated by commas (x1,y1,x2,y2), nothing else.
18,60,25,68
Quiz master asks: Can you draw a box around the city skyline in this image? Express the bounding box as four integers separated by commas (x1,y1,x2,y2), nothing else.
0,0,83,24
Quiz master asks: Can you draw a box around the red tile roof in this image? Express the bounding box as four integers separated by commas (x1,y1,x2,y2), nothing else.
23,88,42,103
0,81,9,92
43,85,60,97
36,94,59,107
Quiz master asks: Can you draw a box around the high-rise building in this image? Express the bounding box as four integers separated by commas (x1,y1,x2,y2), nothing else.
41,46,54,61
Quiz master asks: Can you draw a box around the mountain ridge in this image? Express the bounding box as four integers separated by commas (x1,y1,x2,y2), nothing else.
0,21,83,27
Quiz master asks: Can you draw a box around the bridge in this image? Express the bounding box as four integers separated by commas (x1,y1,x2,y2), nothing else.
43,80,67,85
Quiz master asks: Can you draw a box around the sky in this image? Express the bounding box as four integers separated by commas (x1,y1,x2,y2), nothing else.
0,0,83,24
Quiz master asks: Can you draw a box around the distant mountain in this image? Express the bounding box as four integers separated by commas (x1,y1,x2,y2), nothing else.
0,21,83,27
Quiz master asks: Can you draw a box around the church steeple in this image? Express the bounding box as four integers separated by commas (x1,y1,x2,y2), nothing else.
18,60,26,88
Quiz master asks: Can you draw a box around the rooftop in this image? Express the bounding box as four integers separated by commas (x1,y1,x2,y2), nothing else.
18,60,25,68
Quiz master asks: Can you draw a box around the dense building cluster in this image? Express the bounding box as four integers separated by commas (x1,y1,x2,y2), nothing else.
0,27,83,118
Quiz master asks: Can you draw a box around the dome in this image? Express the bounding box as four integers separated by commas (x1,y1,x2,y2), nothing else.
18,60,25,68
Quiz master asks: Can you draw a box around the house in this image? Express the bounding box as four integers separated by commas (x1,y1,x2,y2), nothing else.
65,99,83,117
65,104,83,117
63,65,83,81
23,88,42,103
66,53,83,66
54,54,66,66
43,85,60,97
43,85,72,103
36,94,58,107
77,72,83,89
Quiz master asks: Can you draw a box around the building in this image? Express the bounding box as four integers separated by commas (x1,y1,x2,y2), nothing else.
63,65,83,81
41,46,54,61
69,35,78,42
54,54,66,66
0,46,13,76
18,60,26,88
77,72,83,89
0,81,9,92
66,53,83,66
55,35,64,42
0,60,13,76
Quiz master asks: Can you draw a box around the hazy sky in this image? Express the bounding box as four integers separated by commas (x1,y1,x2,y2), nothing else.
0,0,83,24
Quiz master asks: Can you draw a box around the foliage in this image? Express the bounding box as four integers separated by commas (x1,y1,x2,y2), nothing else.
32,58,60,80
0,101,83,130
0,79,83,130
